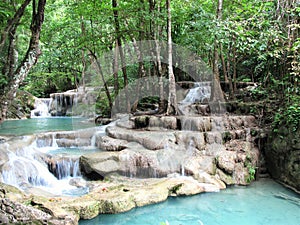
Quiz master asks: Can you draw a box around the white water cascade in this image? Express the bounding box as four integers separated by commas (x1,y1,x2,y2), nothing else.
50,158,81,180
1,149,57,188
49,92,78,116
181,82,211,104
31,98,51,117
1,138,89,196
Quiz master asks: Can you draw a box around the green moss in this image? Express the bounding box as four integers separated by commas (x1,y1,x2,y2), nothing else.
222,131,232,143
168,183,183,195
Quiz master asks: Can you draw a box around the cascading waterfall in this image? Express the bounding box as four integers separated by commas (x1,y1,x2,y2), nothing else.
1,151,57,188
1,139,89,196
31,98,51,117
49,92,78,116
181,82,211,104
50,158,81,180
1,148,58,189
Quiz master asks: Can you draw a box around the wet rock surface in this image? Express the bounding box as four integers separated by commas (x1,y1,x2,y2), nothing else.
0,183,77,224
0,114,262,224
265,127,300,192
82,115,260,186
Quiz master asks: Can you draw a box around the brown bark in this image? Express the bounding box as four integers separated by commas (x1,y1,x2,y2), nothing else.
226,47,235,100
123,19,146,112
232,39,237,92
155,0,166,113
219,44,228,82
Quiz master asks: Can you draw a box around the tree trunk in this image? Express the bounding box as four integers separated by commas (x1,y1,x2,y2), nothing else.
166,0,178,115
80,16,86,93
219,44,228,82
88,50,113,110
0,0,46,123
112,0,130,113
232,39,237,92
113,40,120,110
211,0,225,104
226,46,235,100
123,19,146,113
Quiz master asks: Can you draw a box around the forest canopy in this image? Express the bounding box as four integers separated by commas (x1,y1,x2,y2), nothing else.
0,0,299,130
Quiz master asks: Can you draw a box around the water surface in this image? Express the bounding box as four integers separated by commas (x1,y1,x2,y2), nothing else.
80,179,299,225
0,117,95,136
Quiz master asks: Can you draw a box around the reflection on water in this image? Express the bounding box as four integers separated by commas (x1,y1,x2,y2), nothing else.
79,179,300,225
0,117,96,136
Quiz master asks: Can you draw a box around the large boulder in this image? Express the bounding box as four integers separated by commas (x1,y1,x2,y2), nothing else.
106,126,176,150
97,136,128,151
0,183,77,224
80,152,120,179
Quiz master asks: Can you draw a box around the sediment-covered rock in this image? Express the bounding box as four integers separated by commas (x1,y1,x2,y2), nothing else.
0,114,263,223
83,115,260,186
265,127,300,191
0,183,77,224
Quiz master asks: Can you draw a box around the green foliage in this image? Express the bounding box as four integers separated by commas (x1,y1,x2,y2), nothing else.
273,99,300,133
21,71,75,97
249,86,268,100
7,0,298,122
95,91,114,117
246,164,256,183
0,2,13,26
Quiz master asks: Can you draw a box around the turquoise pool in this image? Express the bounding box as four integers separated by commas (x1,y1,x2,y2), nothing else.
79,179,300,225
0,117,96,136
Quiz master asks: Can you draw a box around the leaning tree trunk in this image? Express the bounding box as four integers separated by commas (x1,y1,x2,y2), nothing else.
166,0,178,115
0,0,46,123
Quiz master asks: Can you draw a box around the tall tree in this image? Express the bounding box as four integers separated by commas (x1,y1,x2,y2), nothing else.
166,0,178,115
112,0,130,113
0,0,46,123
211,0,225,105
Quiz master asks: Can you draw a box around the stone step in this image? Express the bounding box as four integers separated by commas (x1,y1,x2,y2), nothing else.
131,115,258,132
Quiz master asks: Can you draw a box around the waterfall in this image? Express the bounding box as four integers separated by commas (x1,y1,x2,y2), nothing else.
49,158,81,180
1,144,88,196
49,92,78,116
181,82,211,104
52,133,58,148
181,164,185,176
31,98,51,118
1,149,58,188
